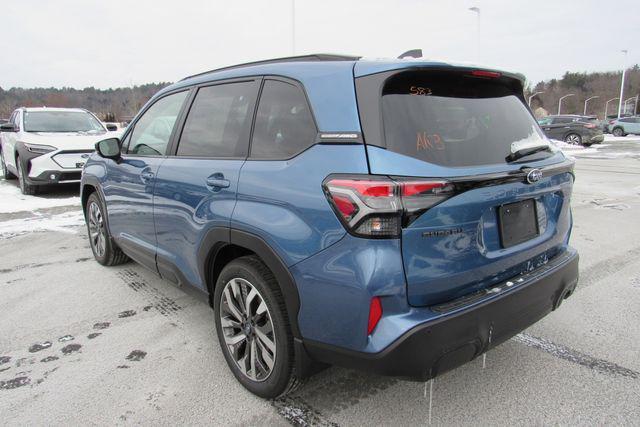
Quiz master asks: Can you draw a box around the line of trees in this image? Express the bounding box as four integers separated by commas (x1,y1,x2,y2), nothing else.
1,65,639,121
0,83,170,121
526,65,640,118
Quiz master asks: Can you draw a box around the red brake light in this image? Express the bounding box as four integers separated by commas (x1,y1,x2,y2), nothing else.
331,194,358,220
470,70,501,78
328,179,394,197
583,123,596,129
367,296,383,335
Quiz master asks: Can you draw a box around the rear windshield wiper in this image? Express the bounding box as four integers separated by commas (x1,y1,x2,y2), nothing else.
506,145,553,163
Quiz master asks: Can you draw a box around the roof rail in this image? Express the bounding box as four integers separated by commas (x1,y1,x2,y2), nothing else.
180,53,361,81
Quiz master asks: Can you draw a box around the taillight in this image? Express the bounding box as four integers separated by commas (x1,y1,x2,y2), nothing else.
609,120,616,124
583,123,596,129
323,176,455,238
367,296,383,335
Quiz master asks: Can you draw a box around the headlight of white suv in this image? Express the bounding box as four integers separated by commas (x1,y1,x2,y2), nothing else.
24,143,57,154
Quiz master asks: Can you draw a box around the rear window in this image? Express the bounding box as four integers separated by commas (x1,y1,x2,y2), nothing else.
380,71,549,167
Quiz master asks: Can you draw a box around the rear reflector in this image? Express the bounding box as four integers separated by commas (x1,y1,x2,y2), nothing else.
367,297,383,335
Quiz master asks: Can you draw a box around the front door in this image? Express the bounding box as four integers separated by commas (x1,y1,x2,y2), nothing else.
102,90,189,271
153,79,260,290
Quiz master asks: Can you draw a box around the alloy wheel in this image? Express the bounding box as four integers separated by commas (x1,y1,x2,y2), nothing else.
220,277,276,382
565,134,581,145
88,201,106,258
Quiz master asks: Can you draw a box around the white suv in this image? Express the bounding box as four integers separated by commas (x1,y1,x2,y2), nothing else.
0,107,117,194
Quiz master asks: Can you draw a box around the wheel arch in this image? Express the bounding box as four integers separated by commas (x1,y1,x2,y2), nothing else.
203,228,323,378
202,228,302,339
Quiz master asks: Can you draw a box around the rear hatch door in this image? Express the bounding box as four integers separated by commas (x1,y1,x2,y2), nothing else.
355,65,574,307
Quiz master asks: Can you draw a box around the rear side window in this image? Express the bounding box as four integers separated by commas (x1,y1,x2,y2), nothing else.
250,80,316,159
380,70,548,167
553,117,573,124
128,91,188,156
177,81,258,157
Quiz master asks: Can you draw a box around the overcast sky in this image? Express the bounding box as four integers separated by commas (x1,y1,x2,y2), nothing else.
1,0,638,89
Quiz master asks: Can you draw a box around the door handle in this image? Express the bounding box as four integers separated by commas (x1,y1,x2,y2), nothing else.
140,169,155,182
206,173,230,189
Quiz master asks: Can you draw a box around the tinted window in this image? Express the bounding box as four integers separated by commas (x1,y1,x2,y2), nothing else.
250,80,316,159
553,117,573,124
128,91,188,156
177,81,257,157
619,118,632,123
380,71,549,167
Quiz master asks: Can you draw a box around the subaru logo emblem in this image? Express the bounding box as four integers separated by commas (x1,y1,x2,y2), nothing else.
81,153,90,159
526,168,543,184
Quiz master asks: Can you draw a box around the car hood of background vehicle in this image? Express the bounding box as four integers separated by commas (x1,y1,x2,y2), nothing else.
22,131,120,150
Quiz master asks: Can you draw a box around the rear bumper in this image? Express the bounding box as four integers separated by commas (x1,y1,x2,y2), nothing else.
587,134,604,144
303,248,579,381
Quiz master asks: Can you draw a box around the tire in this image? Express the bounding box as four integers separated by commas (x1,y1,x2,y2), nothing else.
214,255,299,398
0,148,16,180
16,156,37,195
564,133,582,145
612,127,625,137
85,192,129,266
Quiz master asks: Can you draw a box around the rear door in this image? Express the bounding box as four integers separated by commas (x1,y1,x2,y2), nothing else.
355,67,574,306
102,90,189,270
548,117,573,140
153,79,260,289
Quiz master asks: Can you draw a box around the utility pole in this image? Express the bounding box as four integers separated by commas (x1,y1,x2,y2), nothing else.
617,49,627,119
583,96,599,115
291,0,296,55
528,91,544,107
468,6,480,63
558,94,575,115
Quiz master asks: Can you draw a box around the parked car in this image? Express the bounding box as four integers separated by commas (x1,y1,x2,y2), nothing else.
0,107,114,194
603,114,632,133
81,54,579,398
609,116,640,136
536,115,604,145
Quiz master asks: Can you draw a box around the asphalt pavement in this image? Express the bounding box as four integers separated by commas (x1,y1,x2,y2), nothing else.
1,138,639,425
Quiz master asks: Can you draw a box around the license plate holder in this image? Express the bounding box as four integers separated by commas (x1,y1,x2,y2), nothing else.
498,199,539,248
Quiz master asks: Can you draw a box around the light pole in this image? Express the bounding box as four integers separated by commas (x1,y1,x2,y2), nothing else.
528,91,544,107
617,49,627,119
604,97,619,119
623,97,635,115
291,0,296,55
583,96,599,115
469,6,480,63
558,94,575,115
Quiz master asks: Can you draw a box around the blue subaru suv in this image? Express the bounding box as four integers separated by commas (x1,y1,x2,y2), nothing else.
81,54,579,398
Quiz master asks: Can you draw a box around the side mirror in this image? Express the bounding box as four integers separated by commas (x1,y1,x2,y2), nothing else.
95,138,121,160
105,123,118,132
0,123,16,132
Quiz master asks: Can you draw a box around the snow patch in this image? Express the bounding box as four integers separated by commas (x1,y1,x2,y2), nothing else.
0,211,85,238
0,179,80,214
